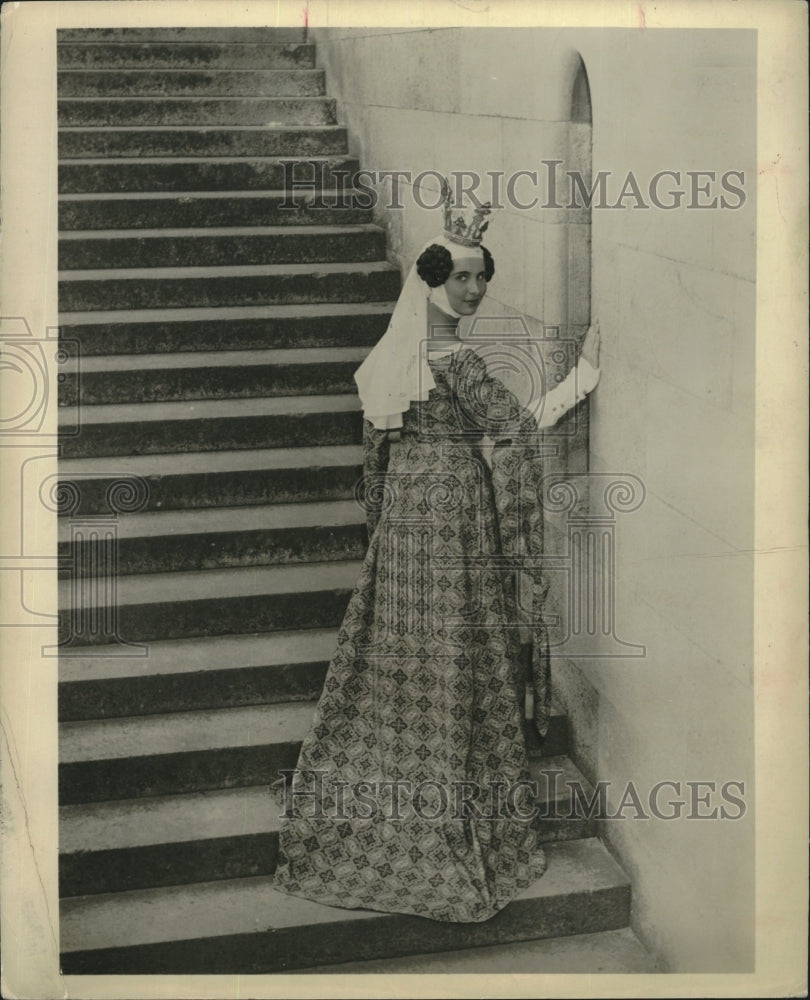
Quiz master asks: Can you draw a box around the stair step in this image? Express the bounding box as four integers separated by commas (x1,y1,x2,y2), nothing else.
57,28,309,44
59,156,359,194
59,224,385,269
58,698,314,803
59,261,399,311
58,188,372,230
59,499,367,576
61,346,370,404
58,557,362,646
59,125,349,159
57,69,326,98
59,697,568,804
58,97,337,128
58,629,562,737
59,302,392,355
307,926,658,974
58,444,363,514
59,756,593,896
60,698,314,776
59,393,363,459
59,628,341,720
58,838,630,973
56,42,317,71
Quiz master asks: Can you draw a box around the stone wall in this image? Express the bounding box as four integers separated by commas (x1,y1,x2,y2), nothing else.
582,27,756,972
311,26,757,972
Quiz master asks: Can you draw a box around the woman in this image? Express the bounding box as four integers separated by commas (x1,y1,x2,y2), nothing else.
272,203,600,923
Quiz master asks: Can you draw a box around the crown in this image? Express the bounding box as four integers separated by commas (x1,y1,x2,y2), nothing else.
440,175,492,247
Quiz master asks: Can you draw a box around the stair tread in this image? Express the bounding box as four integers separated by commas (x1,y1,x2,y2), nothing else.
59,755,586,853
58,392,361,426
60,627,340,684
60,223,382,239
59,499,364,541
60,188,358,202
59,700,317,763
71,347,370,373
309,926,657,974
58,69,321,75
59,124,343,132
59,261,397,280
59,301,395,326
59,557,362,611
59,154,354,164
59,698,563,765
59,443,362,476
57,38,313,48
59,838,627,952
60,95,330,103
56,28,309,41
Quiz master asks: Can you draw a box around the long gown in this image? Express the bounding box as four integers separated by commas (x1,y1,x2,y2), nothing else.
272,345,553,923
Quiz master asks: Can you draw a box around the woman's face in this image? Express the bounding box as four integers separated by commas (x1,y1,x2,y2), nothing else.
444,256,487,315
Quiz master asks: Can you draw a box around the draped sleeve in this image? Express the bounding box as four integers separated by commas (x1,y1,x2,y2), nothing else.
455,346,599,436
454,348,539,442
488,433,552,739
536,358,600,429
361,418,392,542
456,348,552,737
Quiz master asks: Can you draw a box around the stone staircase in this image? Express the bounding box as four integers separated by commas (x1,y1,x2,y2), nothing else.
56,27,653,975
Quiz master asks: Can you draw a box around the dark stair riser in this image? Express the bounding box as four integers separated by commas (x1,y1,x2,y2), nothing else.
58,98,337,128
59,230,384,270
59,409,363,459
59,157,360,196
58,69,326,98
60,361,361,406
59,522,367,577
60,813,594,898
58,715,570,805
59,881,631,975
59,312,389,357
59,128,349,160
56,43,317,71
60,833,281,898
55,463,363,516
58,586,354,646
59,660,331,722
59,742,302,805
58,196,372,230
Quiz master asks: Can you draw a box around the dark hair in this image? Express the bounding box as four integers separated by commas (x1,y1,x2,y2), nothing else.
416,243,495,287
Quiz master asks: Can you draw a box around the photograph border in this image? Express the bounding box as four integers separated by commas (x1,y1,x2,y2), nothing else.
1,1,807,997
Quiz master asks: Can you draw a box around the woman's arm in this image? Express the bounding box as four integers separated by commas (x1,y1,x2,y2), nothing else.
535,357,600,429
535,323,601,429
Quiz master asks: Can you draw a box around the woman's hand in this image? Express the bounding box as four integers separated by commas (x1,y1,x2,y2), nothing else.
580,322,601,368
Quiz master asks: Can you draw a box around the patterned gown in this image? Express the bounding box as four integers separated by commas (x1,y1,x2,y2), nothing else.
272,345,552,923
